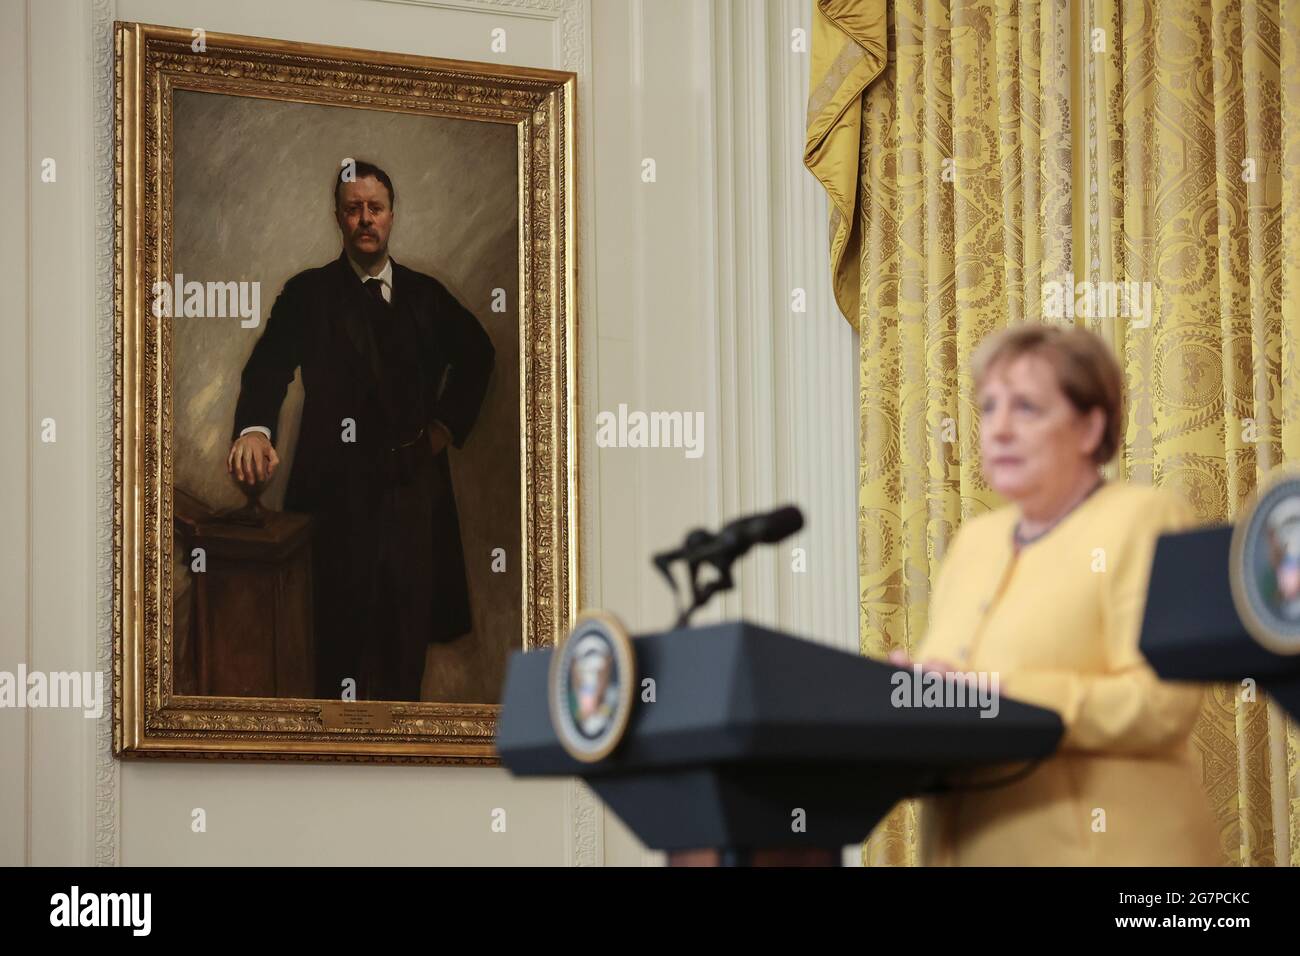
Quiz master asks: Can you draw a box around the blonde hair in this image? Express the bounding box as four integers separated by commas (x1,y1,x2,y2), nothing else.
971,324,1123,464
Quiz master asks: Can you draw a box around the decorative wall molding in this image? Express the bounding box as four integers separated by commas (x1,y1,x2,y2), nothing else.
91,0,119,869
771,0,858,655
705,0,858,651
375,0,585,75
706,0,779,627
565,779,600,866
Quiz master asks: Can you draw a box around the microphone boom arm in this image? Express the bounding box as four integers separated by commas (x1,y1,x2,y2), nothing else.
651,506,803,629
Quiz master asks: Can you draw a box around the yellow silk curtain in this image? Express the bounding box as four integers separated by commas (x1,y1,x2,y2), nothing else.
806,0,1300,866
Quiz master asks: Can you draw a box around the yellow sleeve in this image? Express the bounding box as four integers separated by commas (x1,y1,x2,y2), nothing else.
999,491,1206,756
912,521,972,661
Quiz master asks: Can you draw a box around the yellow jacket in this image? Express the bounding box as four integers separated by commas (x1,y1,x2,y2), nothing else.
915,482,1223,866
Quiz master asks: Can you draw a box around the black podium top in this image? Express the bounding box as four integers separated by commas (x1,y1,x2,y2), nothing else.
500,620,1062,774
1140,524,1300,720
497,621,1063,851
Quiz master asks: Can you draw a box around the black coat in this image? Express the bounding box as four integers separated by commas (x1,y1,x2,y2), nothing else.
232,252,494,691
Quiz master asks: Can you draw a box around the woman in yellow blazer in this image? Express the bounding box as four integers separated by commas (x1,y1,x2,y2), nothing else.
896,325,1223,866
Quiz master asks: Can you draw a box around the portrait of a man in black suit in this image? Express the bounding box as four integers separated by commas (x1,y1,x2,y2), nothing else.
226,160,495,701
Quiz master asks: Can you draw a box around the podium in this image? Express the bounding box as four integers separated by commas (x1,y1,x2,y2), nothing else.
1140,524,1300,719
497,620,1063,865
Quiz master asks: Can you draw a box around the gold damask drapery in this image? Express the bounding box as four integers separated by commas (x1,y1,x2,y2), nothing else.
806,0,1300,866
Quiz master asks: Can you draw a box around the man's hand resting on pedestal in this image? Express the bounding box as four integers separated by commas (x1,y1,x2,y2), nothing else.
228,431,280,484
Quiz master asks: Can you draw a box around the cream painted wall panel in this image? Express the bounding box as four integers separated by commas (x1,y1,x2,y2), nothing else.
120,764,567,865
625,0,716,634
26,0,99,868
587,0,714,867
0,0,31,868
592,0,716,637
590,0,640,637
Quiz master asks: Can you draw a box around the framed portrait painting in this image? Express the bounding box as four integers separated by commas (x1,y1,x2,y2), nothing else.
113,22,578,763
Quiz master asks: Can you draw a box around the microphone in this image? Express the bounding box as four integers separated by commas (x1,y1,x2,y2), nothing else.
652,506,805,628
694,506,804,566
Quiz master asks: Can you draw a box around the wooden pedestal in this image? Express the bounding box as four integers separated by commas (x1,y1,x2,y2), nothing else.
174,488,315,698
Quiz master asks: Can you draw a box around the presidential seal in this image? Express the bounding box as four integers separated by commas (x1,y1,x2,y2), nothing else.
1231,466,1300,655
549,611,636,762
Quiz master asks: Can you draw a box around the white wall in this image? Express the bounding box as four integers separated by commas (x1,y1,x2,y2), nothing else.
0,0,857,866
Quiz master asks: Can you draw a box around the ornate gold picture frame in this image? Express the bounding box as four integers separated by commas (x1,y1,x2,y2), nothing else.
113,22,577,763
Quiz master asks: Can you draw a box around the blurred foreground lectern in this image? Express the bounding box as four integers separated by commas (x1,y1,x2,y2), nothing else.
497,620,1063,866
1141,523,1300,719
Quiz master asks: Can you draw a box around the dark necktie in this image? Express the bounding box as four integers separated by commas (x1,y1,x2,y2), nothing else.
364,276,387,304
